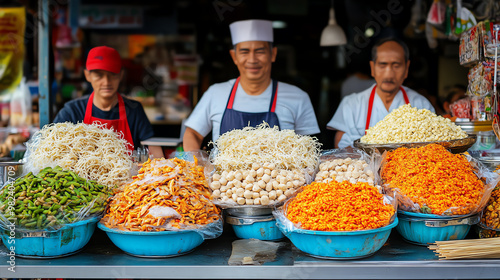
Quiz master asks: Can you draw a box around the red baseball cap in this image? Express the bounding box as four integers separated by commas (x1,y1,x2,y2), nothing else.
86,46,122,74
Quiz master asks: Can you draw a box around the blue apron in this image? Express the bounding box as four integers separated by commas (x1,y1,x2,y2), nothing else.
220,77,280,135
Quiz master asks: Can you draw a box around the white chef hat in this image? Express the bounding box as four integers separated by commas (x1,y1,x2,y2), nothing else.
229,19,273,45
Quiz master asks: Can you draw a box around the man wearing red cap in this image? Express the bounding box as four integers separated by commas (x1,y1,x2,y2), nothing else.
54,46,154,151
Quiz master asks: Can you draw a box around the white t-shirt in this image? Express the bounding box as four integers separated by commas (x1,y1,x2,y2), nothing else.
327,84,436,148
185,79,320,141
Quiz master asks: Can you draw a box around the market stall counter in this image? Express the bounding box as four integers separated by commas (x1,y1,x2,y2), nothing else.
1,226,500,279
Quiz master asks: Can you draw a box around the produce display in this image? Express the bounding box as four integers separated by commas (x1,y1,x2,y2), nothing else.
361,104,468,144
24,122,133,187
0,166,111,229
286,181,395,231
382,144,486,215
314,158,377,186
101,157,220,231
210,123,321,206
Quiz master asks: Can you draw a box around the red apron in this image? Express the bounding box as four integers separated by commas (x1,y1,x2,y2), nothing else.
365,85,409,133
83,92,134,150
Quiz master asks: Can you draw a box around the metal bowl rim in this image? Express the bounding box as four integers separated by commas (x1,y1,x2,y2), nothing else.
354,134,476,147
225,206,274,216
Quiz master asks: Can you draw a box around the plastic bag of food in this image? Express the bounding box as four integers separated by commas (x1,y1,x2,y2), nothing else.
471,95,493,121
169,149,214,178
100,155,223,240
9,77,32,127
381,144,499,216
479,180,500,231
0,166,112,231
426,0,446,26
273,180,397,233
450,97,471,119
314,147,382,189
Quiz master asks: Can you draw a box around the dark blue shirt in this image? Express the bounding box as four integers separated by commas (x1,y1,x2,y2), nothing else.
53,95,154,148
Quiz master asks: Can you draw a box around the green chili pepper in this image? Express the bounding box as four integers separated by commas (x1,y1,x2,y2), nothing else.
24,221,37,228
59,196,68,205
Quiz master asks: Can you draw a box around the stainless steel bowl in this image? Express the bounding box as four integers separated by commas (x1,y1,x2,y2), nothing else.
478,156,500,171
224,207,273,217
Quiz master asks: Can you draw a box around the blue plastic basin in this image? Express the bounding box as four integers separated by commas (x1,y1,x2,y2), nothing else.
396,211,479,245
399,211,470,219
1,217,99,258
276,218,398,259
226,215,284,241
98,223,204,257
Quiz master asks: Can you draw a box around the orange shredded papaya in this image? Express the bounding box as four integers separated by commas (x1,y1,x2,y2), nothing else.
286,181,394,231
381,144,484,215
101,157,220,231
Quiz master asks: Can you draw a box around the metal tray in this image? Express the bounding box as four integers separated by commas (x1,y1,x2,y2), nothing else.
353,135,477,154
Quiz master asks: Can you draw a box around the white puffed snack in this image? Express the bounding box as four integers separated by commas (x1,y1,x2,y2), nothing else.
361,104,467,144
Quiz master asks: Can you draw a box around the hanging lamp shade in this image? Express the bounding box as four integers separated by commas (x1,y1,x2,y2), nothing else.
320,7,347,46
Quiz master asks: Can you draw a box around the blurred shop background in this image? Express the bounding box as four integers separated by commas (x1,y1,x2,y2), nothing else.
0,0,498,157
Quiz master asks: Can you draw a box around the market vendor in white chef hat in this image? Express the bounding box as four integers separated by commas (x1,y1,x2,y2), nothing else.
183,19,320,151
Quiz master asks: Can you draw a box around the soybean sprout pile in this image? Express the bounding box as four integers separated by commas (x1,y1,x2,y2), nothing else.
23,122,133,187
211,122,321,171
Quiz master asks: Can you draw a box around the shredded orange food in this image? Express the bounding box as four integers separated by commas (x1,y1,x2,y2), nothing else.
286,181,394,231
101,157,220,231
381,144,484,215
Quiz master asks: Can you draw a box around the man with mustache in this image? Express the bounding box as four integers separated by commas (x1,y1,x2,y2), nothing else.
327,38,435,148
53,46,154,152
183,19,320,151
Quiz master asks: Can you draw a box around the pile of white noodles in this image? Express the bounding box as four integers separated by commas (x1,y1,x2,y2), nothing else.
211,123,321,171
23,122,133,187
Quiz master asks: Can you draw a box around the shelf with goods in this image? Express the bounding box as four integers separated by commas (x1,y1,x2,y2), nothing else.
457,20,500,156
